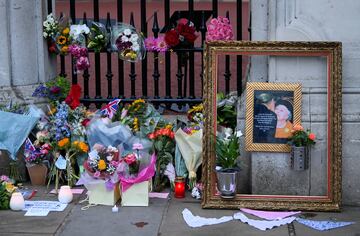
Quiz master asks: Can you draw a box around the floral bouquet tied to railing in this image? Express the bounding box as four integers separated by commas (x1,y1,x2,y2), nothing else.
164,18,198,49
206,16,234,41
0,175,16,210
288,124,316,147
87,22,109,53
111,23,146,62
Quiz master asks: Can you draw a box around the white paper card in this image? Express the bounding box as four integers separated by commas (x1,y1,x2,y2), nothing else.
182,208,233,228
55,155,67,170
24,208,50,216
23,201,67,212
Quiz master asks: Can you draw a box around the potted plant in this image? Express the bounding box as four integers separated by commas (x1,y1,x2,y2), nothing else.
215,133,240,198
288,124,316,171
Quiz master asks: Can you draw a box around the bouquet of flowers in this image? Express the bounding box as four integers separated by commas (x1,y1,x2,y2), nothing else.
84,144,120,181
0,175,16,210
68,44,90,73
111,23,146,62
148,124,176,191
206,16,234,41
54,19,71,55
32,76,71,106
24,140,52,165
43,13,60,54
164,18,198,49
217,92,238,131
288,124,316,147
187,103,204,125
87,22,109,53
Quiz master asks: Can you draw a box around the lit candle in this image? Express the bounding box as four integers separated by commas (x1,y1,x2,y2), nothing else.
174,177,185,198
10,192,25,211
58,185,73,204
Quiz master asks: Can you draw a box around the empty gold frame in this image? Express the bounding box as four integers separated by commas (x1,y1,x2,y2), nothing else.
202,41,342,211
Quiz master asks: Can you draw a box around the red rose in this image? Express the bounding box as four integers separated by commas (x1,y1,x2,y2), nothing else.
124,153,137,165
148,133,155,139
164,29,180,47
177,24,197,43
81,118,90,127
308,133,316,141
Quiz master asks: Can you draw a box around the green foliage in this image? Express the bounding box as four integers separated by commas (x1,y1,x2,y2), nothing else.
288,129,316,147
0,184,10,210
216,134,240,170
217,92,237,130
45,76,71,104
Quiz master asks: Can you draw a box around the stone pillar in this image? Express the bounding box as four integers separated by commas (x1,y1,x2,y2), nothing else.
249,0,360,205
0,0,56,178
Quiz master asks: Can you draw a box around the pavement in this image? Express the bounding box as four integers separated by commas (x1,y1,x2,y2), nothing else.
0,186,359,236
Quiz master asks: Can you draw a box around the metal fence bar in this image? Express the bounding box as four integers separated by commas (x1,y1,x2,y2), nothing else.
70,0,77,84
47,0,52,14
212,0,218,18
164,0,172,100
82,12,90,100
152,12,160,99
129,13,137,99
117,0,125,99
93,0,102,102
188,0,195,99
106,13,113,99
224,11,231,95
141,0,148,98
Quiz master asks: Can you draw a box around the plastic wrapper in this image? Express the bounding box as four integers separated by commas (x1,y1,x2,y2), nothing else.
88,21,109,53
111,23,146,62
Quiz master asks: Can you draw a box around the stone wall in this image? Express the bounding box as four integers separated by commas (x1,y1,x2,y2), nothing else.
247,0,360,205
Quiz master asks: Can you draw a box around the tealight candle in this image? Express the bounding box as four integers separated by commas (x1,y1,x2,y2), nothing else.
58,185,73,204
174,177,185,198
112,205,119,212
10,192,25,211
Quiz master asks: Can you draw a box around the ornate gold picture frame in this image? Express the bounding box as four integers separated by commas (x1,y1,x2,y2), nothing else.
202,41,342,211
245,82,302,152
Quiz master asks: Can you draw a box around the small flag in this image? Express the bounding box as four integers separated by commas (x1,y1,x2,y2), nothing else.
24,138,35,153
100,99,121,119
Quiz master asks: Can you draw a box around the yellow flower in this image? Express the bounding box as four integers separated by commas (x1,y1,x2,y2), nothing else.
62,27,70,35
133,117,139,131
61,46,69,54
57,35,67,45
133,99,145,105
165,124,172,130
58,138,70,148
188,104,203,114
48,107,57,116
5,183,16,193
97,159,106,171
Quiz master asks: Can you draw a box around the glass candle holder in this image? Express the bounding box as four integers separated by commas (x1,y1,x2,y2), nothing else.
58,185,73,204
174,177,185,198
10,192,25,211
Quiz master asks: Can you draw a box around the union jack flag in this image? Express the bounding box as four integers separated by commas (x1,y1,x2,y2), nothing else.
24,138,35,153
100,99,121,119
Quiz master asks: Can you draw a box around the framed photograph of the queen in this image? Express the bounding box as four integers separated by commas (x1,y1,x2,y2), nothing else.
245,82,302,152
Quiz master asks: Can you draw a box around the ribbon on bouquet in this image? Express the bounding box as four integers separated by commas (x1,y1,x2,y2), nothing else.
119,153,156,192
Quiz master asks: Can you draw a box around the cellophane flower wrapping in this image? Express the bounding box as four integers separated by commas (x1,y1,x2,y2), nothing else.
111,23,146,62
88,21,109,53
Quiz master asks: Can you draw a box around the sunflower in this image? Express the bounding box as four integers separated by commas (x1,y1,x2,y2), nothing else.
60,45,69,54
57,35,67,45
62,27,70,35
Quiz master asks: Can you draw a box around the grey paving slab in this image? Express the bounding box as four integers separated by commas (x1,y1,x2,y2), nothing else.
0,185,82,236
57,197,169,236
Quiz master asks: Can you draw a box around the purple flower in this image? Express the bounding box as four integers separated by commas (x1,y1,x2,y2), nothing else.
132,143,144,150
50,86,61,94
76,56,90,71
0,175,10,182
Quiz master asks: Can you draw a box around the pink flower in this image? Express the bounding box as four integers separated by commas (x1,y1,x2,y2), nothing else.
124,153,137,165
206,16,234,41
145,37,156,51
76,56,90,71
40,148,49,155
154,37,169,52
42,143,52,150
0,175,10,182
121,109,128,119
110,160,119,168
94,171,101,178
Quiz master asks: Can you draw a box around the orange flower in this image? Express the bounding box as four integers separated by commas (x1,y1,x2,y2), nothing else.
61,46,69,54
292,124,304,132
308,133,316,141
58,138,70,148
78,142,89,153
97,159,106,170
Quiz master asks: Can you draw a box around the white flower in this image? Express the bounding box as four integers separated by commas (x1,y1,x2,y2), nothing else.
131,43,139,51
70,24,90,38
89,150,99,161
123,28,132,36
130,34,138,42
106,146,117,152
121,35,129,42
106,156,113,162
43,21,49,27
43,32,48,38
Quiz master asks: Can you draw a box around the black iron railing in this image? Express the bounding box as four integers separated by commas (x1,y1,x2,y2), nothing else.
48,0,245,109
